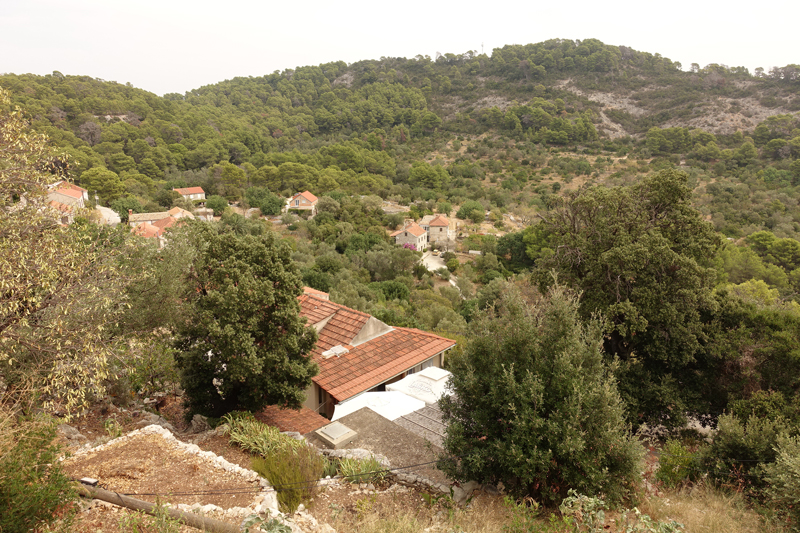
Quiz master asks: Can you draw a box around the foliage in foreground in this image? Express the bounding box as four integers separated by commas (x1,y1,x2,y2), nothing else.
252,446,324,513
0,410,76,533
0,87,126,415
439,284,643,505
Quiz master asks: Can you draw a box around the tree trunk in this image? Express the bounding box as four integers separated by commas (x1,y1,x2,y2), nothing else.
75,484,240,533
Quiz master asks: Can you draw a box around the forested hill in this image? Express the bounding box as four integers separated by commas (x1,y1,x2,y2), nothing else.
1,37,799,239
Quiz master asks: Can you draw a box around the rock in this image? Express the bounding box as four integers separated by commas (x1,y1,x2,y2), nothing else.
190,414,211,433
482,483,501,496
135,412,176,433
452,480,480,504
58,424,87,442
321,448,390,468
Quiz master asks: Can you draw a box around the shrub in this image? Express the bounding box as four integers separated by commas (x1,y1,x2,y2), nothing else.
337,456,387,485
439,285,643,506
0,412,76,533
698,413,786,494
763,434,800,529
655,439,696,487
223,412,306,456
251,445,324,513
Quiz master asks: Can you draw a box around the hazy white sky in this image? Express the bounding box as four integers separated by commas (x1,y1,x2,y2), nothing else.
2,0,797,96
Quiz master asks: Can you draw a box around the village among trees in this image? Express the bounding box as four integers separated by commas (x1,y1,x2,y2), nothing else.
2,37,800,532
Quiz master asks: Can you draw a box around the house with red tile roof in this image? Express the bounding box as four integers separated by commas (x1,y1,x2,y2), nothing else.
390,222,428,251
51,180,89,202
173,186,206,201
48,200,74,225
427,215,452,247
287,191,318,215
46,185,85,209
132,221,164,240
299,290,456,418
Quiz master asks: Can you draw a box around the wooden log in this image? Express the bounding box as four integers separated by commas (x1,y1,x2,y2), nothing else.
75,484,240,533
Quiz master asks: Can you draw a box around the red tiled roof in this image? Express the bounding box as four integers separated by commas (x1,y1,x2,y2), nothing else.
54,187,83,200
255,405,329,435
132,222,162,239
303,287,330,299
298,294,456,403
55,180,88,193
393,222,425,238
173,186,205,195
292,191,318,203
48,200,72,213
429,215,449,226
152,216,178,230
168,206,194,218
299,294,370,350
316,327,455,402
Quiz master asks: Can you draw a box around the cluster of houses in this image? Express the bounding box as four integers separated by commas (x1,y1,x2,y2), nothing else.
45,183,455,257
43,181,460,445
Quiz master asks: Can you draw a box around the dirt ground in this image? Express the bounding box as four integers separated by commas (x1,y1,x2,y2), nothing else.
61,397,473,532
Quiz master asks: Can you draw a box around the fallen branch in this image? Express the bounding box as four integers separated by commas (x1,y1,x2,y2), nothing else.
75,483,240,533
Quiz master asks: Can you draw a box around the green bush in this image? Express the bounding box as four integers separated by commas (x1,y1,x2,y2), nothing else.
223,412,306,456
698,413,786,493
655,439,696,487
251,445,324,513
0,413,76,533
439,285,643,505
337,456,387,485
763,434,800,530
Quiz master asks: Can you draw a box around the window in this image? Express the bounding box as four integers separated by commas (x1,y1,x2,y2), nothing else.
295,200,300,206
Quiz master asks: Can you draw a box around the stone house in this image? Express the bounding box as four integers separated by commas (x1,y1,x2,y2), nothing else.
390,222,428,251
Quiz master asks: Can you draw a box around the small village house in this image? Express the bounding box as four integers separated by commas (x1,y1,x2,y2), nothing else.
173,186,206,201
298,288,455,418
390,222,428,251
287,191,318,215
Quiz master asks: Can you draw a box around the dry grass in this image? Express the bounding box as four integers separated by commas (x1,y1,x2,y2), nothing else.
639,483,780,533
332,483,781,533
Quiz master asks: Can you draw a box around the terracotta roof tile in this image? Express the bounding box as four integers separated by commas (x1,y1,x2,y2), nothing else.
429,215,449,226
293,191,318,203
255,405,329,435
173,187,205,195
298,294,456,403
302,287,329,299
55,187,83,200
132,222,161,239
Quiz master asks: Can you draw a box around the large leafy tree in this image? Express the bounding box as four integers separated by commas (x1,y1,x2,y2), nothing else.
530,169,723,425
439,284,642,505
175,223,318,417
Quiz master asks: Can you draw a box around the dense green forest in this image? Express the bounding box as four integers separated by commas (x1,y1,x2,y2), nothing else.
3,38,800,530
